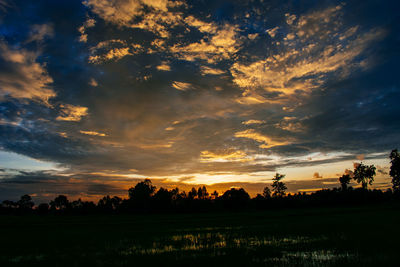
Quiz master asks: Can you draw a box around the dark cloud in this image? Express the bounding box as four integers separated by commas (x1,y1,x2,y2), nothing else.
0,0,398,200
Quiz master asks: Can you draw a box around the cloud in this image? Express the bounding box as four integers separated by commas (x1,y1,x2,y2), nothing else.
83,0,143,26
2,167,390,202
135,142,174,149
313,172,323,179
156,62,171,71
0,0,398,199
84,0,183,38
78,17,96,43
275,117,305,132
26,24,54,43
231,5,386,104
200,149,250,163
172,81,191,91
170,24,240,63
88,40,132,63
0,42,55,104
200,66,225,76
234,129,290,149
56,104,88,122
285,14,297,25
89,78,98,87
266,26,279,38
59,132,68,138
242,120,265,125
247,33,258,40
80,130,107,137
377,165,388,175
356,154,365,161
0,0,9,12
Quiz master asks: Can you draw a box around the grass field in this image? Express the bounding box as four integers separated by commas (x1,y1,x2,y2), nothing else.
1,204,399,266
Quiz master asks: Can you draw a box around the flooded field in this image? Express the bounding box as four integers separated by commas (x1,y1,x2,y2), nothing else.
0,205,398,266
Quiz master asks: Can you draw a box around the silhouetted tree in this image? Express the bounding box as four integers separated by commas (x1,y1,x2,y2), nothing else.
2,200,17,209
154,187,173,208
128,179,156,201
188,187,197,199
50,195,69,210
353,163,376,189
221,188,250,208
390,149,400,192
97,195,121,211
211,190,219,199
110,196,122,209
17,194,34,211
271,173,287,197
339,174,351,191
170,188,179,200
254,194,265,201
37,203,49,214
128,179,156,211
71,198,84,209
263,186,271,199
177,190,187,200
197,186,209,199
5,149,400,215
98,195,112,211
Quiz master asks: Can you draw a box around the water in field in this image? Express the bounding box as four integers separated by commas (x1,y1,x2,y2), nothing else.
1,207,398,266
117,230,358,265
5,232,355,266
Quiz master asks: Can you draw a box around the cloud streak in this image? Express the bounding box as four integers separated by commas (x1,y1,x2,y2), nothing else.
0,0,398,200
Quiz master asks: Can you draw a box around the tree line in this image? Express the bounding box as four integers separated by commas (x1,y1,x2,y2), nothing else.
1,149,400,215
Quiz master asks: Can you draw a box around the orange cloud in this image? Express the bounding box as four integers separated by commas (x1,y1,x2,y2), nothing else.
80,130,107,137
234,129,290,149
156,62,171,71
200,150,250,163
56,104,88,122
172,81,191,91
242,120,265,125
231,5,386,104
0,42,55,104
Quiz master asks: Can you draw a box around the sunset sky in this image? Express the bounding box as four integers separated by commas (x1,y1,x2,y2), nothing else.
0,0,399,202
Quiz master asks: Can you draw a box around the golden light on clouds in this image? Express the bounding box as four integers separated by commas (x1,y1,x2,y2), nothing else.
242,120,266,125
0,0,395,200
231,5,386,105
275,117,305,132
172,81,191,91
89,78,98,87
156,62,171,71
136,142,174,150
80,130,107,137
235,129,290,149
56,104,88,122
200,150,250,163
0,42,55,104
200,66,225,75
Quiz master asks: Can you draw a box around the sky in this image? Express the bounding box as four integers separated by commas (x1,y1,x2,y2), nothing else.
0,0,399,202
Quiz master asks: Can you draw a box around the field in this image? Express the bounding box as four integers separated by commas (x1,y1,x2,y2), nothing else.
1,204,399,266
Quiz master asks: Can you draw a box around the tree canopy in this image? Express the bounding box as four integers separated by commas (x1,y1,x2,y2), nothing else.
271,173,287,197
353,163,376,189
339,174,351,191
390,149,400,192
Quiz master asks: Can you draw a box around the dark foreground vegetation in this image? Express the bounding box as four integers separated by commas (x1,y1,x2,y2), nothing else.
0,149,399,266
0,204,399,266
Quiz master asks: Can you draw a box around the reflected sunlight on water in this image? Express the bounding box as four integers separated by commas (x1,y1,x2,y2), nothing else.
119,230,348,262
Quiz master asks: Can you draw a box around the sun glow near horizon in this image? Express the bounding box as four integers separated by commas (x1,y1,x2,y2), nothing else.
0,0,398,201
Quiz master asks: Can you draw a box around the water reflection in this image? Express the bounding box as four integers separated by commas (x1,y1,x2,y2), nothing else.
121,232,334,256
